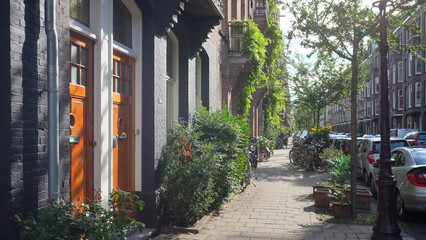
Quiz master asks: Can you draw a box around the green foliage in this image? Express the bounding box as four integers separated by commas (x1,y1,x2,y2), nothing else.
193,106,250,209
319,147,343,172
257,136,271,152
159,107,250,226
311,126,331,143
15,189,145,240
159,123,217,226
238,20,268,117
328,154,351,187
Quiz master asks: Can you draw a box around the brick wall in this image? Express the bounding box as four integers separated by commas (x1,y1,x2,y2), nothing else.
0,1,70,239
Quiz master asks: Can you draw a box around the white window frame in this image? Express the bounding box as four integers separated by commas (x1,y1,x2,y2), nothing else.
367,101,371,117
415,50,422,75
407,116,412,129
392,63,396,84
409,84,412,108
398,89,403,110
375,77,379,94
375,98,379,116
408,54,413,77
392,91,396,110
415,82,421,107
166,32,179,131
398,61,403,82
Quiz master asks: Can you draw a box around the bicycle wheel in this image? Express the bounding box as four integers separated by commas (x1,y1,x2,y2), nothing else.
241,162,252,187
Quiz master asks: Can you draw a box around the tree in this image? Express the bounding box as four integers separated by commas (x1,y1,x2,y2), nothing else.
285,0,374,217
291,56,347,130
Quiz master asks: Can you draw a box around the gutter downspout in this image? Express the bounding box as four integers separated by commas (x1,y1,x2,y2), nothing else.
46,0,59,200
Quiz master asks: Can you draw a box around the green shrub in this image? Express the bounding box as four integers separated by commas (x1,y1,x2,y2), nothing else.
319,147,343,171
328,154,351,186
193,107,250,209
15,189,145,240
159,123,218,226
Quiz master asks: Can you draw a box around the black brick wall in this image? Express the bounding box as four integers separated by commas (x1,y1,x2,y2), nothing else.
0,1,70,239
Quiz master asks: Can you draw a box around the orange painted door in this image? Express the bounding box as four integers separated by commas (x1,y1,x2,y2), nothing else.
112,51,135,193
69,32,93,205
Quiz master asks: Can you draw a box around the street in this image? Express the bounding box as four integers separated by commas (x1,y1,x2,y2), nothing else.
152,142,424,240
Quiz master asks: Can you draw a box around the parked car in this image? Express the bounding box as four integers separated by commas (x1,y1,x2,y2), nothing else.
362,134,375,138
390,128,419,138
404,131,426,146
331,136,348,149
371,147,426,220
340,137,364,155
358,137,409,188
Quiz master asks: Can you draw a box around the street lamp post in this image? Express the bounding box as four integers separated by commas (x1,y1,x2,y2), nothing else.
372,0,402,239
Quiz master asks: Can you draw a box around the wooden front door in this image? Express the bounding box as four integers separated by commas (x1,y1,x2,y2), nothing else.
112,51,135,193
69,32,93,205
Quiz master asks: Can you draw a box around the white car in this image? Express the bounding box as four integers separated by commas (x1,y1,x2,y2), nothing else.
371,147,426,220
357,137,409,187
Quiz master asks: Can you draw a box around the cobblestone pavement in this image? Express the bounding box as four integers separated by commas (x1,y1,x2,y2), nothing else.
153,142,415,240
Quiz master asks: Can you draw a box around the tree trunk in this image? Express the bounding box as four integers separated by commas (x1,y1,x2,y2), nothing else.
350,42,359,218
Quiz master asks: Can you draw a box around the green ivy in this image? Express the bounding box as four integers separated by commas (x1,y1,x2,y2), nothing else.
238,20,268,117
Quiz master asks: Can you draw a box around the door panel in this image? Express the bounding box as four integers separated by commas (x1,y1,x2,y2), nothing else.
70,32,93,205
112,51,135,193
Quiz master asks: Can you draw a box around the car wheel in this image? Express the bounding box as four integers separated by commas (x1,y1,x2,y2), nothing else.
396,191,411,221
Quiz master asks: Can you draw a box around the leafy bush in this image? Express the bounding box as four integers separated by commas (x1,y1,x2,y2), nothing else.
328,154,351,186
193,107,250,209
311,126,332,143
15,189,145,240
159,123,218,226
159,107,251,226
319,147,343,171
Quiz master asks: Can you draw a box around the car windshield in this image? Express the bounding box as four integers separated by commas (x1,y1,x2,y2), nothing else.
411,151,426,165
418,133,426,140
373,141,409,154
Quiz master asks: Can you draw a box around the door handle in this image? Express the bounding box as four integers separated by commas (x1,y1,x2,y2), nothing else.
116,132,127,140
113,132,127,148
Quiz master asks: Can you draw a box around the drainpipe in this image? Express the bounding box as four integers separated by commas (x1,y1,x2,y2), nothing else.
45,0,59,201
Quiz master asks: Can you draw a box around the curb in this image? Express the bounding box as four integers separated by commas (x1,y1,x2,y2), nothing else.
161,212,214,234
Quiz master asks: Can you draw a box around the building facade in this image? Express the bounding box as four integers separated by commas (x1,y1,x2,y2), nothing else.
0,0,276,239
326,11,426,135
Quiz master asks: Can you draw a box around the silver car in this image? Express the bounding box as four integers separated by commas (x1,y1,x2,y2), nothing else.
357,137,409,186
371,147,426,220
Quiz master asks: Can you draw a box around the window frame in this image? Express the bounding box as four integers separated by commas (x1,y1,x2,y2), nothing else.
398,89,403,110
415,82,421,107
398,61,403,82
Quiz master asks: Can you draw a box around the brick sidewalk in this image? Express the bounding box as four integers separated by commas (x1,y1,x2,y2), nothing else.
153,145,415,240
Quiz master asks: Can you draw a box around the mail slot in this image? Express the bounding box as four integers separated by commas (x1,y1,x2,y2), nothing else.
70,135,80,144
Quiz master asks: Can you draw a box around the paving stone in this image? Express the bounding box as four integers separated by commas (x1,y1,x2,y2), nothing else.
157,147,415,240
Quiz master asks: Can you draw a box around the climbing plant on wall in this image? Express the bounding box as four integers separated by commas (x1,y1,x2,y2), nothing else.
238,20,267,117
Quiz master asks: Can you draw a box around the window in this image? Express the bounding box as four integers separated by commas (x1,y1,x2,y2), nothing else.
375,98,379,116
113,0,132,47
70,0,90,26
398,61,403,82
113,54,133,96
70,42,89,86
409,84,412,108
415,50,422,74
408,54,412,76
392,91,396,110
367,84,371,97
360,88,364,100
367,101,371,117
364,102,367,117
375,77,379,94
407,116,412,129
392,63,396,84
415,82,421,107
166,33,179,130
398,89,403,110
374,55,379,68
195,55,202,109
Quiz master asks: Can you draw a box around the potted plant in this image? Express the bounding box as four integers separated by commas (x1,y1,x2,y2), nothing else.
329,184,352,218
257,136,269,162
356,189,372,210
314,187,331,207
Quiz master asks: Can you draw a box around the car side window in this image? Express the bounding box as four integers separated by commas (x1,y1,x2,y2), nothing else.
393,151,406,167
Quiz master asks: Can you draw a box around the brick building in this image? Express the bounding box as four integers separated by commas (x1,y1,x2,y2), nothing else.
325,10,426,135
0,0,282,239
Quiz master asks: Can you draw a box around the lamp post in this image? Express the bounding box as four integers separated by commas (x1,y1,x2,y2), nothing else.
371,0,402,239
